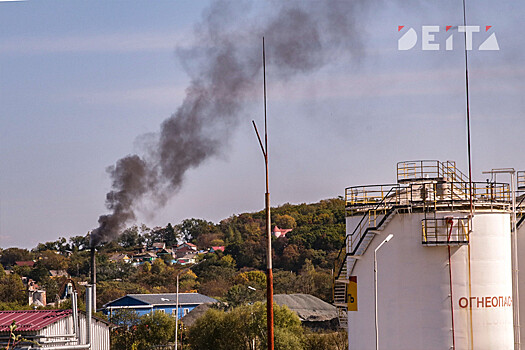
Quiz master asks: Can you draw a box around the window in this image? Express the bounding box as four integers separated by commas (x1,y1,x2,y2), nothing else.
171,309,177,317
183,308,190,316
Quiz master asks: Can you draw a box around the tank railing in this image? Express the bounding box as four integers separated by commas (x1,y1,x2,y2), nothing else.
334,186,401,282
397,160,471,185
439,160,470,184
397,160,443,182
422,217,470,245
347,181,511,213
348,187,403,254
345,184,400,208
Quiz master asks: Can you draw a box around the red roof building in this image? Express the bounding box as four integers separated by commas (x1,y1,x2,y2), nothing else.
0,310,69,332
272,226,293,238
174,242,198,258
210,246,225,253
0,310,112,349
15,261,35,267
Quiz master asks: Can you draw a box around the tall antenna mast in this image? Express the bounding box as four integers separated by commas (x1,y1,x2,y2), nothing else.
462,0,474,215
252,36,274,350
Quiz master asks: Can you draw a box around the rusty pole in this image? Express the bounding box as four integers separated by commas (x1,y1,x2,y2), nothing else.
252,36,274,350
90,246,96,312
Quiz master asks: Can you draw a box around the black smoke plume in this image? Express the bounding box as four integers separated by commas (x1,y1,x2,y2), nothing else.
91,0,373,247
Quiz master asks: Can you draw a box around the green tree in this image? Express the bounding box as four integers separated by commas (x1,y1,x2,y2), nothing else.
0,273,26,304
274,214,297,229
176,218,216,245
135,310,176,349
33,237,69,253
69,235,89,252
35,250,68,271
0,248,32,267
110,309,142,350
40,277,60,303
224,284,263,308
302,331,349,350
150,258,166,275
118,225,145,249
188,302,303,350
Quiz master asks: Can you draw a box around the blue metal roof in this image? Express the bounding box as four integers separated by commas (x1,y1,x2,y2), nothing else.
104,293,217,308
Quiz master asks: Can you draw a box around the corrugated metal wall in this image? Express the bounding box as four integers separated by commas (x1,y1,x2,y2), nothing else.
36,314,110,350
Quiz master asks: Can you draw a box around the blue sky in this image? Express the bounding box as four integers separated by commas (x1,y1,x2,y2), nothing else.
1,0,524,248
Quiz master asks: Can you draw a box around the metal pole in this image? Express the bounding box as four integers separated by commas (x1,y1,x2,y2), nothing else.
175,274,179,350
252,37,273,350
374,234,393,350
85,285,92,349
90,248,96,312
263,37,274,350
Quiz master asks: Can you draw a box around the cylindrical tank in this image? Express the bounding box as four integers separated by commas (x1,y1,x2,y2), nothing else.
340,160,517,350
347,211,513,350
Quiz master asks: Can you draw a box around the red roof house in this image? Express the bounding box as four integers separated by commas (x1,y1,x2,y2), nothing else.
272,226,293,238
15,261,35,267
174,243,197,258
210,246,225,253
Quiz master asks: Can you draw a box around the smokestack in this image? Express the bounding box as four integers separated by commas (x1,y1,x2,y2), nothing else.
90,247,96,312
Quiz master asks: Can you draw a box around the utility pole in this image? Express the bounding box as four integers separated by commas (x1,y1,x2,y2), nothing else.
252,37,274,350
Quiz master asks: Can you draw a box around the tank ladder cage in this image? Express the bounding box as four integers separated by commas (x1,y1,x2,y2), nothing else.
516,193,525,228
421,217,470,246
518,171,525,190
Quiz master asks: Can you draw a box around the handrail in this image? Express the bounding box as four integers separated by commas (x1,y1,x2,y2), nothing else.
334,186,401,282
422,217,470,244
397,160,470,184
346,181,510,210
345,184,400,207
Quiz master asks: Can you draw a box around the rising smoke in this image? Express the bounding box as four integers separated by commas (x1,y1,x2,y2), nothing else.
90,0,373,247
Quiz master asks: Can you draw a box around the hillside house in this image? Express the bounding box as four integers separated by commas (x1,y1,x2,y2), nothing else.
103,293,217,320
272,226,293,238
151,242,166,251
132,252,157,265
109,253,131,264
15,261,35,268
209,246,225,253
174,243,197,258
176,253,197,265
49,270,69,279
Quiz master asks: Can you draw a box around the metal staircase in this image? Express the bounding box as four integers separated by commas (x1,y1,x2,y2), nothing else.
333,187,402,328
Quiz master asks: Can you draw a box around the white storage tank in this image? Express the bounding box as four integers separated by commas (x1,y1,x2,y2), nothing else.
334,160,516,350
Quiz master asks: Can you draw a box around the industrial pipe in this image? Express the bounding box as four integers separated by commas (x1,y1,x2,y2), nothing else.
33,286,93,350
